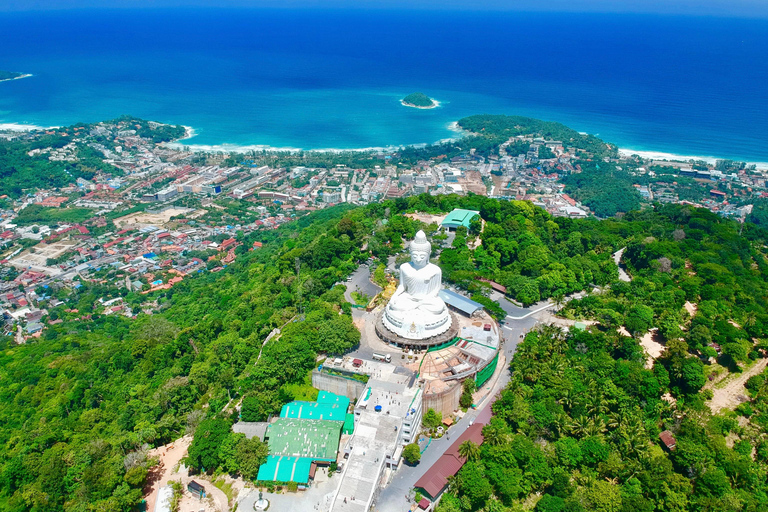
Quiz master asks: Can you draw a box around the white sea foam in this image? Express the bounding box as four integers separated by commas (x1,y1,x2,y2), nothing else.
619,148,768,170
0,122,57,132
400,98,441,109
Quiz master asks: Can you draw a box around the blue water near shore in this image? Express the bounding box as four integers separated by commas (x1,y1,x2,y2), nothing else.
0,9,767,160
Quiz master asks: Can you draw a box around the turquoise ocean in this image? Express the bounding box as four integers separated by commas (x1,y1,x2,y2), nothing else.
0,9,766,161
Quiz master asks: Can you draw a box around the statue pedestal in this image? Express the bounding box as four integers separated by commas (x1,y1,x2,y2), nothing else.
376,310,459,349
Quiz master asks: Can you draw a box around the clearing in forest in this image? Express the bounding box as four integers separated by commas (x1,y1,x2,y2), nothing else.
707,358,768,414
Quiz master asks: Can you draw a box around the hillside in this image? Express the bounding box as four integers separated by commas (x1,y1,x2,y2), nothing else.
2,191,768,510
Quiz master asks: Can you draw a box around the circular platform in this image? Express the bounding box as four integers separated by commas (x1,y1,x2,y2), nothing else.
375,310,460,349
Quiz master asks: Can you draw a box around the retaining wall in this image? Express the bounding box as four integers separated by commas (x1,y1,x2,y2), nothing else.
311,370,366,401
423,381,463,416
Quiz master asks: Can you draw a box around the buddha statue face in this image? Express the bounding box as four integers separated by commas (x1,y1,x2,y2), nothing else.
409,230,431,269
410,247,429,269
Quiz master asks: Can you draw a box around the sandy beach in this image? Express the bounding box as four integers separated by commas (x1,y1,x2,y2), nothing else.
619,147,768,170
0,73,32,83
0,122,57,132
401,98,440,109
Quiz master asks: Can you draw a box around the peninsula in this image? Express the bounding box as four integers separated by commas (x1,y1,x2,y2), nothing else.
0,70,32,83
401,92,437,109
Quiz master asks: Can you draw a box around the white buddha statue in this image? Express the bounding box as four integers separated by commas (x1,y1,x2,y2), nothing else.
383,230,452,340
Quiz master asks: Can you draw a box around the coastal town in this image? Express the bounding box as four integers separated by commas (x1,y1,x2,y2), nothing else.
0,116,766,342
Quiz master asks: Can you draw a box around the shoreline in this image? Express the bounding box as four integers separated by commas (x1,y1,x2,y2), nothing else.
401,99,440,110
618,148,768,170
168,126,768,168
2,116,766,169
0,73,33,84
0,122,58,132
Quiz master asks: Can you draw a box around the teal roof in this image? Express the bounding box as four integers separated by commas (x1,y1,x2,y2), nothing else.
317,391,350,409
441,209,480,228
281,400,347,422
257,455,332,483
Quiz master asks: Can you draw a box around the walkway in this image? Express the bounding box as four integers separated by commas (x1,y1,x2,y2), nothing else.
613,247,632,282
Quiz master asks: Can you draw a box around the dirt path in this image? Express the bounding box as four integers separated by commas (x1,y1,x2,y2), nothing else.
707,358,768,414
175,474,231,512
144,436,193,512
638,329,665,369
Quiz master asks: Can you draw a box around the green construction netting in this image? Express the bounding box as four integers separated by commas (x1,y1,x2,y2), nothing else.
426,337,460,353
475,352,499,388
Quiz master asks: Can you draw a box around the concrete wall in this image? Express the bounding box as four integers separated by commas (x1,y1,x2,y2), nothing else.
312,370,366,402
423,381,462,417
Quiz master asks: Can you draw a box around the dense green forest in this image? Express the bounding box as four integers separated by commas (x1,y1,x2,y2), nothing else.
457,114,617,159
413,195,620,305
13,205,92,227
3,194,768,511
437,322,768,512
561,161,642,217
0,199,426,511
437,204,768,512
402,92,436,108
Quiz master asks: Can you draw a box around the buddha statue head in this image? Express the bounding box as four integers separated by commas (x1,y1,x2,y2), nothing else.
409,230,431,269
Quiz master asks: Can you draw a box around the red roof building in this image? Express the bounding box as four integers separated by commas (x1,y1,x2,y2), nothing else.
479,278,506,294
37,196,68,207
414,423,485,500
659,430,677,451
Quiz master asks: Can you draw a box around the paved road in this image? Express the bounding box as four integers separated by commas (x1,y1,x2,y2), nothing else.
376,311,538,512
344,263,382,305
490,291,552,319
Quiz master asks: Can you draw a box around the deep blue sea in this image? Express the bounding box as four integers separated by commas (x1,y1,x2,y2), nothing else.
1,9,767,160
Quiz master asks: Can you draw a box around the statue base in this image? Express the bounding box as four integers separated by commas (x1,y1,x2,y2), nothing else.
375,310,459,349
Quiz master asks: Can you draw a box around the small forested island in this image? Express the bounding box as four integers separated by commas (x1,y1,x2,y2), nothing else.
402,92,437,109
0,70,31,82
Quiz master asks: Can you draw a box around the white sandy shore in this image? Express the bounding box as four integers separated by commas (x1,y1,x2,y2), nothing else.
401,98,440,109
0,122,57,132
0,73,33,84
619,147,768,170
2,114,765,170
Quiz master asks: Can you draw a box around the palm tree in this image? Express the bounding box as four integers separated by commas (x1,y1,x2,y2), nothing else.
586,417,607,438
607,412,623,430
552,293,566,312
569,415,590,438
549,357,567,378
745,311,757,329
558,389,575,411
481,425,508,447
458,440,480,462
586,394,608,418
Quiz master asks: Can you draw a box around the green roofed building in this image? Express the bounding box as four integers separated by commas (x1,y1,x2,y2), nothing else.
265,418,342,460
441,209,480,231
257,391,350,483
257,455,316,484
